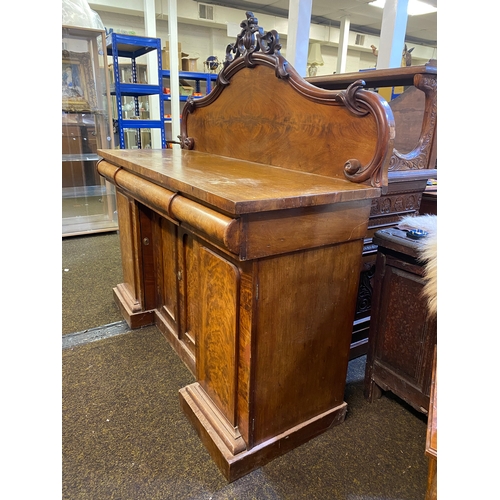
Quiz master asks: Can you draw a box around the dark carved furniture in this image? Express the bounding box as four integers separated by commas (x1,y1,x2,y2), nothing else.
309,63,437,358
363,227,437,414
97,13,395,481
425,346,437,500
420,186,437,215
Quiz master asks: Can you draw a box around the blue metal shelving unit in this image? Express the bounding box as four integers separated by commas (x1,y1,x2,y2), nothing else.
161,70,218,125
161,70,218,94
106,32,166,149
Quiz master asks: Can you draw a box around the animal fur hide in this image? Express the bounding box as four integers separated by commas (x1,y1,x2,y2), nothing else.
398,214,437,317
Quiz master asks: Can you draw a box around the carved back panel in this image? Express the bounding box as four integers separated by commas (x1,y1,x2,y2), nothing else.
180,12,395,192
389,73,437,172
391,86,426,154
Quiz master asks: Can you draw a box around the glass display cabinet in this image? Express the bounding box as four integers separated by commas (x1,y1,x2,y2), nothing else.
62,25,118,237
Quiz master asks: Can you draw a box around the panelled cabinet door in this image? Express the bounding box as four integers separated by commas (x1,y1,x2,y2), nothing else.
178,230,203,361
155,215,181,339
374,256,436,400
197,246,240,427
154,219,205,367
176,230,240,391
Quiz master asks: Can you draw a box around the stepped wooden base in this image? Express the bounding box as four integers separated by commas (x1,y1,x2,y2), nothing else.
113,284,155,329
154,311,196,376
180,383,348,482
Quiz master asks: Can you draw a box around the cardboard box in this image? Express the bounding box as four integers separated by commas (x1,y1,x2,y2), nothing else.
162,50,181,70
164,42,182,51
179,79,194,96
162,42,183,71
181,57,199,72
179,85,194,96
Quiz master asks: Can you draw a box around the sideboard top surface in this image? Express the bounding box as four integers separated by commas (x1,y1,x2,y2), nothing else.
98,148,381,215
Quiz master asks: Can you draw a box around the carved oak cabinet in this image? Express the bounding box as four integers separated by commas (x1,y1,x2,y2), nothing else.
364,228,437,414
98,13,395,481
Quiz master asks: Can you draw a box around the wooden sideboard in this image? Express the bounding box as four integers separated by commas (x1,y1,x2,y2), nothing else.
98,12,395,482
309,63,437,358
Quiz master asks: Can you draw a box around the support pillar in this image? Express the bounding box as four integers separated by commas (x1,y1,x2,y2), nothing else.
167,0,181,148
286,0,312,77
336,16,350,74
376,0,409,69
144,0,161,148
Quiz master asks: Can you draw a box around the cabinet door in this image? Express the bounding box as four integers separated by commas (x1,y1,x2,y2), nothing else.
177,231,203,362
197,245,240,427
155,215,181,337
177,231,241,425
371,253,437,409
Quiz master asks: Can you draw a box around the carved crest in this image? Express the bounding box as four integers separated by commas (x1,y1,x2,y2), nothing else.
218,11,288,84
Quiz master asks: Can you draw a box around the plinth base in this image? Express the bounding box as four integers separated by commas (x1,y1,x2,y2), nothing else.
113,284,155,329
179,382,348,482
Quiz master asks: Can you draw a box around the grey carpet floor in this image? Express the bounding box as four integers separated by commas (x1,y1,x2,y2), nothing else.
62,232,123,334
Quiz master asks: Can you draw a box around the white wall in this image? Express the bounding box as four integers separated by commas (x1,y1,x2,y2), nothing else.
95,10,229,73
90,1,436,76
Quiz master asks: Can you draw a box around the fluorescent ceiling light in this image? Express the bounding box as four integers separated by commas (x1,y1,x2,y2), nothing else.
369,0,437,16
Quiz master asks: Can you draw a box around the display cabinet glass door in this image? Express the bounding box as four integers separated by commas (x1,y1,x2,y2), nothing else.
62,26,118,236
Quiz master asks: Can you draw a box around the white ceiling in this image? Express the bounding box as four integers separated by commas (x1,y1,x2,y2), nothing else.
201,0,437,47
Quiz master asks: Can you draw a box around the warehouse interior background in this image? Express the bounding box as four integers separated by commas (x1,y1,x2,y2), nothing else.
3,0,498,497
87,0,438,76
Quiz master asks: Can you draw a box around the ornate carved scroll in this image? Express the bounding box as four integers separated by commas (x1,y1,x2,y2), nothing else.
334,79,393,189
335,80,370,116
219,11,288,83
356,266,376,316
